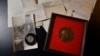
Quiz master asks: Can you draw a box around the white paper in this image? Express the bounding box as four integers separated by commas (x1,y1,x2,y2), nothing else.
21,0,36,9
16,4,46,23
33,5,47,22
38,0,52,4
12,15,25,27
8,6,12,27
73,11,89,20
65,8,73,16
8,0,23,27
43,0,67,19
63,0,97,20
21,0,37,13
36,21,43,28
9,0,23,16
43,19,50,32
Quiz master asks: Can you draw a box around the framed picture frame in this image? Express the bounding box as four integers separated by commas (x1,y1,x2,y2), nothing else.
44,13,88,56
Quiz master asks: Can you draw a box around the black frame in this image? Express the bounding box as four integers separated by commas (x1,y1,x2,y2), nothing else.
44,13,88,56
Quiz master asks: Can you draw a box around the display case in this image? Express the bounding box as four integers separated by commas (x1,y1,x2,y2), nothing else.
44,13,88,56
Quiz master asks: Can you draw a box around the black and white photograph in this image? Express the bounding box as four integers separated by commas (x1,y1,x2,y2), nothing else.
12,14,38,52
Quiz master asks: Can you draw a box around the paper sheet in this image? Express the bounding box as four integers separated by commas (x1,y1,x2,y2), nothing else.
8,0,97,28
33,5,46,22
43,0,67,19
36,21,43,28
43,19,50,32
73,11,89,20
21,0,36,9
21,0,37,13
38,0,52,4
24,4,47,22
63,0,97,20
12,15,25,27
8,0,23,27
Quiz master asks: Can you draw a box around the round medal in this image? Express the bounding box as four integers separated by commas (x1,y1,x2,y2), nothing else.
25,33,37,45
59,27,74,42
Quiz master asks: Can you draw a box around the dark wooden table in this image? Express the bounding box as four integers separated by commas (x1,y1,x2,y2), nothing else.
0,0,100,56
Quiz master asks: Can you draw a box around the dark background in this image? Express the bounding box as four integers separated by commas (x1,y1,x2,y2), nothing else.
0,0,100,56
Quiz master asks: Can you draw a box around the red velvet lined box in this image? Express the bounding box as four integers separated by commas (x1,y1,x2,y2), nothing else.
44,13,87,56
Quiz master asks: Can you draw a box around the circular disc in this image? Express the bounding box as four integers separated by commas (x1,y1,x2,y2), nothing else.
59,27,74,42
25,33,37,45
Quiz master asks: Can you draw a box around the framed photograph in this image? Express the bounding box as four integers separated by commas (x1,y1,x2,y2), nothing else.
12,14,38,52
44,13,87,56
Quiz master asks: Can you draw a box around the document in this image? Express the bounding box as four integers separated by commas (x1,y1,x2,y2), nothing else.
33,5,46,22
63,0,97,20
25,4,47,22
43,19,50,32
43,0,67,19
38,0,52,4
21,0,36,9
21,0,37,13
8,0,23,27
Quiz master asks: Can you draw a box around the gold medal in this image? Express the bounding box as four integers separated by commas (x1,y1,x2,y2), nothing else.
25,33,37,45
59,27,74,42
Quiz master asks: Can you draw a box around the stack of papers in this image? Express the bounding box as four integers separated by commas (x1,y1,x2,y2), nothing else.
8,0,97,32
